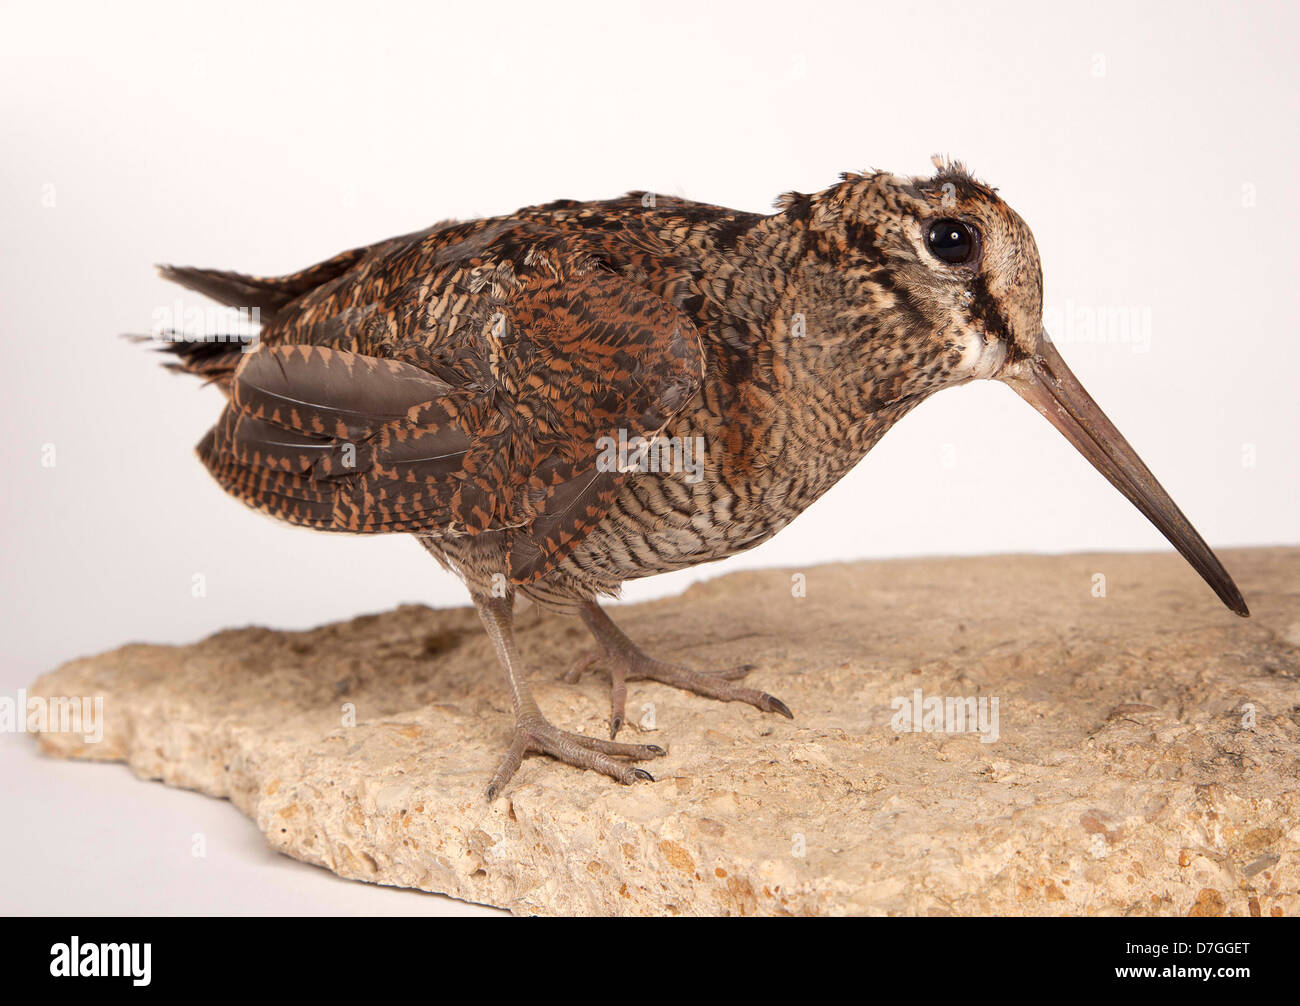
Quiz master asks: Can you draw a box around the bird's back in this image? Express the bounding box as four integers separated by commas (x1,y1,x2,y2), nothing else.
234,194,754,361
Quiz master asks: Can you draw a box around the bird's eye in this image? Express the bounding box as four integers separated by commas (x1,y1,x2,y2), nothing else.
926,219,978,265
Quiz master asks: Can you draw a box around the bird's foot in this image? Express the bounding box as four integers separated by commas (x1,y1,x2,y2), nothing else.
485,713,666,800
565,647,793,739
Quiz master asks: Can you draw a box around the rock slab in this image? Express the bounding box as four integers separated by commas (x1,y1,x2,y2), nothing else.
29,549,1300,915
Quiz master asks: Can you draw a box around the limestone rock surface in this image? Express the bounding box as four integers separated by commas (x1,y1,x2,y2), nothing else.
29,548,1300,916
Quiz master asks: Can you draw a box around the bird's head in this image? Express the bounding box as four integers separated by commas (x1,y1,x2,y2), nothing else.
780,158,1247,616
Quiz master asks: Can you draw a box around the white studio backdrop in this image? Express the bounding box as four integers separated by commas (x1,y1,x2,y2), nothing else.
4,0,1297,683
0,3,1294,722
3,0,1297,680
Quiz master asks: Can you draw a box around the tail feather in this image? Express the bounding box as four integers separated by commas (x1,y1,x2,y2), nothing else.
156,243,369,316
158,336,245,384
148,242,373,386
157,265,294,314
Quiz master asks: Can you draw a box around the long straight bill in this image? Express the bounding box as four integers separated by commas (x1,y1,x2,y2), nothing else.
1002,337,1248,616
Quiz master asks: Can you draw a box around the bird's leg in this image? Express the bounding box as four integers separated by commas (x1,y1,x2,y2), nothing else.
472,591,665,798
570,599,793,738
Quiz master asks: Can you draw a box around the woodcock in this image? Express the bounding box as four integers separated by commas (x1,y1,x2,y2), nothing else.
150,158,1248,798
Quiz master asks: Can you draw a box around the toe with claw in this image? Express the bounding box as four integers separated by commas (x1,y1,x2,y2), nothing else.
575,601,793,738
486,715,666,800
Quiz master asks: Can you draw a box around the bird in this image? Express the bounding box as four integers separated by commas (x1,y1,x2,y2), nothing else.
146,156,1248,798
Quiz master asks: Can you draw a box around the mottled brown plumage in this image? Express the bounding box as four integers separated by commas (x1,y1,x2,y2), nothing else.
150,158,1247,796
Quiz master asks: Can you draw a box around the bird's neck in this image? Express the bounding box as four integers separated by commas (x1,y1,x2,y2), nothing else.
686,212,924,488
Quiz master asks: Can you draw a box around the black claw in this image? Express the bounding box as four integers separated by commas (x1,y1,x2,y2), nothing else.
485,784,499,801
765,695,794,719
647,744,666,755
609,716,623,738
633,768,655,782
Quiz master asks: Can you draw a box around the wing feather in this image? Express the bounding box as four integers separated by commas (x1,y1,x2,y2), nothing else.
197,254,703,582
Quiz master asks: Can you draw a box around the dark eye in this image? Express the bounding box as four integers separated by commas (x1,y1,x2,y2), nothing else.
926,219,978,265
